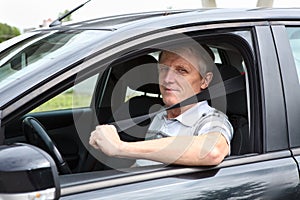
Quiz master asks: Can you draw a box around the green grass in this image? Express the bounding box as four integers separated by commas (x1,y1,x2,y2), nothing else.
31,92,92,113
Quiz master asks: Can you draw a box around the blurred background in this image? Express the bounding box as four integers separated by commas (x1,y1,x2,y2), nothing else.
1,0,300,42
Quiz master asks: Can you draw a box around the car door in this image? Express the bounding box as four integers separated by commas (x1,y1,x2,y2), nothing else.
59,22,299,198
272,22,300,196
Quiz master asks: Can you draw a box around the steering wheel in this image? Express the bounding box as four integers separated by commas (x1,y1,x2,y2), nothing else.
23,116,71,174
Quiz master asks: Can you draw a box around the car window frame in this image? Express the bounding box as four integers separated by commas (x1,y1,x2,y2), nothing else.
77,25,271,176
2,20,289,180
271,23,300,149
253,24,289,153
3,22,263,159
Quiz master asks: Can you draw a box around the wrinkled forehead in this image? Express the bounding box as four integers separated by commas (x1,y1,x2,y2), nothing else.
159,47,202,70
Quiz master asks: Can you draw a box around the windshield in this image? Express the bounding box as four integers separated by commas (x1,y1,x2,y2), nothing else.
0,30,104,86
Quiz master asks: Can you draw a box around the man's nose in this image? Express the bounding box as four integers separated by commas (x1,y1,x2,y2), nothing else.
161,68,177,83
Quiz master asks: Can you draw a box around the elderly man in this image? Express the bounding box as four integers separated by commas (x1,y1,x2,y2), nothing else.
89,43,233,167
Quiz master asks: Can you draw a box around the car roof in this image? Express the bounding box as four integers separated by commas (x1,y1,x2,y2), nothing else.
48,8,300,31
1,8,300,112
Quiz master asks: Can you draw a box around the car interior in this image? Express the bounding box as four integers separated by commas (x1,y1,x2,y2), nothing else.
89,41,251,170
3,36,252,174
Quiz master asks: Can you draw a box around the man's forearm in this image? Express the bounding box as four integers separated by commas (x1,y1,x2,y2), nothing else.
119,132,229,166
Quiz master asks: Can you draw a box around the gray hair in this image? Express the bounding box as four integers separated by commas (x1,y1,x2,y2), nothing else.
159,43,216,77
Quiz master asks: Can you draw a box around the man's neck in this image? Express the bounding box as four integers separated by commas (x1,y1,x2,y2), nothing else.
166,103,196,119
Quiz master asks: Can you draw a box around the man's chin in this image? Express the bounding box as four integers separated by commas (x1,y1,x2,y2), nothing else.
163,99,181,107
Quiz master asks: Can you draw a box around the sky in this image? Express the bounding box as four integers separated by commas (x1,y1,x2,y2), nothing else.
1,0,300,32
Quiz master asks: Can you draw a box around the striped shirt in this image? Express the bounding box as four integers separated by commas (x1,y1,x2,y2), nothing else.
136,101,233,166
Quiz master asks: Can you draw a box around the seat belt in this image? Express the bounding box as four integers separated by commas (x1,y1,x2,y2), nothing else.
112,75,245,132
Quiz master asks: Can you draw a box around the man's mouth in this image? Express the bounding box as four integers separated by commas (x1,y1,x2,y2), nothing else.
163,86,179,92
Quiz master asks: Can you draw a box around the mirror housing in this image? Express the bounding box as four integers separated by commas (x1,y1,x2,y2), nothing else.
0,143,60,200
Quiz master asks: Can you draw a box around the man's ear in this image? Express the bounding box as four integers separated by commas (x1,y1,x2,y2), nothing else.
200,72,213,90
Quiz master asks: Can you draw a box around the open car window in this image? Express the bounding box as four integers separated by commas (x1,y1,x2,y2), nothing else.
3,29,254,176
93,33,252,170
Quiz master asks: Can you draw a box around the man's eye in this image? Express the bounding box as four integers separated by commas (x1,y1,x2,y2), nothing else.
176,68,188,74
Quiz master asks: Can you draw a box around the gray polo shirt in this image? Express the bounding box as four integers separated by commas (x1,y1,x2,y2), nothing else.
136,101,233,166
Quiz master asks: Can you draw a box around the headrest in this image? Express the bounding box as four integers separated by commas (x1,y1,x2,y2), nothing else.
112,55,161,95
211,64,247,116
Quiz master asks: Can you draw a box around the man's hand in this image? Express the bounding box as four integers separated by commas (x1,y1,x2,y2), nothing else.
89,125,123,157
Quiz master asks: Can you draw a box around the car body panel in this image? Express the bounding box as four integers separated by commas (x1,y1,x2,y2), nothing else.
254,25,289,152
59,152,299,199
1,8,300,199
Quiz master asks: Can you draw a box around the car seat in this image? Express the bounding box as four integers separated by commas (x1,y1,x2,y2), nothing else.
110,54,164,142
93,55,164,170
211,64,250,155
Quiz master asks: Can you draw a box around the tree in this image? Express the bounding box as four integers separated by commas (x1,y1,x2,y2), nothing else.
59,10,72,22
0,23,21,43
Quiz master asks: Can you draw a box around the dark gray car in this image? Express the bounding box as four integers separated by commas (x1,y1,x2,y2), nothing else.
1,8,300,199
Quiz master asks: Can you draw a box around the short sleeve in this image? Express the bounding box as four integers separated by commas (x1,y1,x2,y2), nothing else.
193,109,234,154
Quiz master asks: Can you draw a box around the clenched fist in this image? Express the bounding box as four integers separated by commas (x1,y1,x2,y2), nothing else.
89,125,124,157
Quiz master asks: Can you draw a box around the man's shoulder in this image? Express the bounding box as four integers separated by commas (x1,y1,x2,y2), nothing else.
201,107,229,120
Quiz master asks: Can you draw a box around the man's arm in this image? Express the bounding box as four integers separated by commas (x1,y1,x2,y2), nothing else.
89,125,229,166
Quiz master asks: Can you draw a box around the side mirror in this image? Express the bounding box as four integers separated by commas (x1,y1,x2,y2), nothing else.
0,143,60,200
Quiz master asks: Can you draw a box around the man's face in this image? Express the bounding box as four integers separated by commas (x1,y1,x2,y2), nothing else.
158,51,206,107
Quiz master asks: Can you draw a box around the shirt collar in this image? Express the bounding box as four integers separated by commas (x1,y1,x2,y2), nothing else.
162,101,212,127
